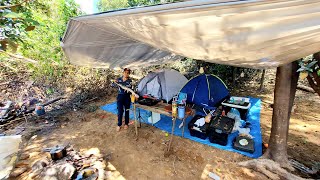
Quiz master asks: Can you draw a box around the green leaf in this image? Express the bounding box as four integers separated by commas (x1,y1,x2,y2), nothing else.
25,18,40,26
46,88,54,95
317,70,320,76
3,12,25,19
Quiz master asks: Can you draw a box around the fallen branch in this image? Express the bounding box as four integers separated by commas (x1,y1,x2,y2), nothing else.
297,84,315,93
0,117,24,127
239,159,305,180
25,96,64,113
84,97,98,103
1,97,64,123
0,62,17,71
0,50,38,64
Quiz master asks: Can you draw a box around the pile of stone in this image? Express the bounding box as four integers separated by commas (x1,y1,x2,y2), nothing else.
11,146,110,180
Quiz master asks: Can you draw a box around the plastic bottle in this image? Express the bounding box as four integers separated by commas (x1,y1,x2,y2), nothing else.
241,98,245,105
172,100,177,118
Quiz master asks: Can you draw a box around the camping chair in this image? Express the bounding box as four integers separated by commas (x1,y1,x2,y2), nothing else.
203,107,216,116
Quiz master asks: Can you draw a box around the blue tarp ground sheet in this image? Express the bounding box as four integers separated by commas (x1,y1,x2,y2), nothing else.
101,97,262,158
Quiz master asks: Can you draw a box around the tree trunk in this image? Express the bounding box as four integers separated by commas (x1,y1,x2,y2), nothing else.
259,69,266,91
264,61,299,168
232,67,237,86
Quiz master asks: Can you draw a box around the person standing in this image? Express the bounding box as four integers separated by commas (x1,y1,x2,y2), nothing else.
112,68,133,132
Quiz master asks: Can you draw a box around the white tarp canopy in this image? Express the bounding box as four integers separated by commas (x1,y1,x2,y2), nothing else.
61,0,320,69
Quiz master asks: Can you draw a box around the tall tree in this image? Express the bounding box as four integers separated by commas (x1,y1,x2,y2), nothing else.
1,0,82,79
97,0,129,11
97,0,179,12
240,61,302,180
0,0,39,51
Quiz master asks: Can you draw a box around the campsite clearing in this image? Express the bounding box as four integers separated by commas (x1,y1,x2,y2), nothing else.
9,84,320,180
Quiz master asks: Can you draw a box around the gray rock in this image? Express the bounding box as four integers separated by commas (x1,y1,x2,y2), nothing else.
39,163,76,180
32,158,49,173
10,167,28,177
20,153,30,160
57,163,76,179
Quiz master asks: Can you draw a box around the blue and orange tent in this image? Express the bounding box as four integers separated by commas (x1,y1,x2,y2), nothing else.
179,74,229,110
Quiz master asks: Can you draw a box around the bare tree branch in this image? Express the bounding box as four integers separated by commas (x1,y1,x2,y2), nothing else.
307,75,320,96
0,50,38,64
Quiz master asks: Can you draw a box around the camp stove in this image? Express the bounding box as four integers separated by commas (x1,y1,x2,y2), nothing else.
233,135,255,153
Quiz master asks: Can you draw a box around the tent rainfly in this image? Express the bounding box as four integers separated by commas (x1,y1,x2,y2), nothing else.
137,69,188,102
61,0,320,69
180,74,229,110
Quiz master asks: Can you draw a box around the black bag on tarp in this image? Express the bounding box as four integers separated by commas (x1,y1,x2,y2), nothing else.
137,98,160,106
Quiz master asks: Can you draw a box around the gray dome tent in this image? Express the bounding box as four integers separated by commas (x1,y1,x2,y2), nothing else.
137,69,188,102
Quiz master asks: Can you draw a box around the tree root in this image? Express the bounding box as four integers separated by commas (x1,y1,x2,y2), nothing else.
239,159,305,180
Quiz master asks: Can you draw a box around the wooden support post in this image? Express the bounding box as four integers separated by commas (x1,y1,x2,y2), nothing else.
259,69,266,91
182,117,186,137
166,117,176,154
133,103,138,138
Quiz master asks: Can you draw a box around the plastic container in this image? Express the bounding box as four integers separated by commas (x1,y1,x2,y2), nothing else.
35,104,45,116
208,130,229,146
208,115,235,146
178,105,185,119
148,112,161,124
188,115,209,140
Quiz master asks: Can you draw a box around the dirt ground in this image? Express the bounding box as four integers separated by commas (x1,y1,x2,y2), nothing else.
4,71,320,180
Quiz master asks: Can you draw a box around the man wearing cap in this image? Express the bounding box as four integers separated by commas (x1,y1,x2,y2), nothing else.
112,68,133,131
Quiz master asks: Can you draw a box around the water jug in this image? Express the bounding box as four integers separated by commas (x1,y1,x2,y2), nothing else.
178,105,185,119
